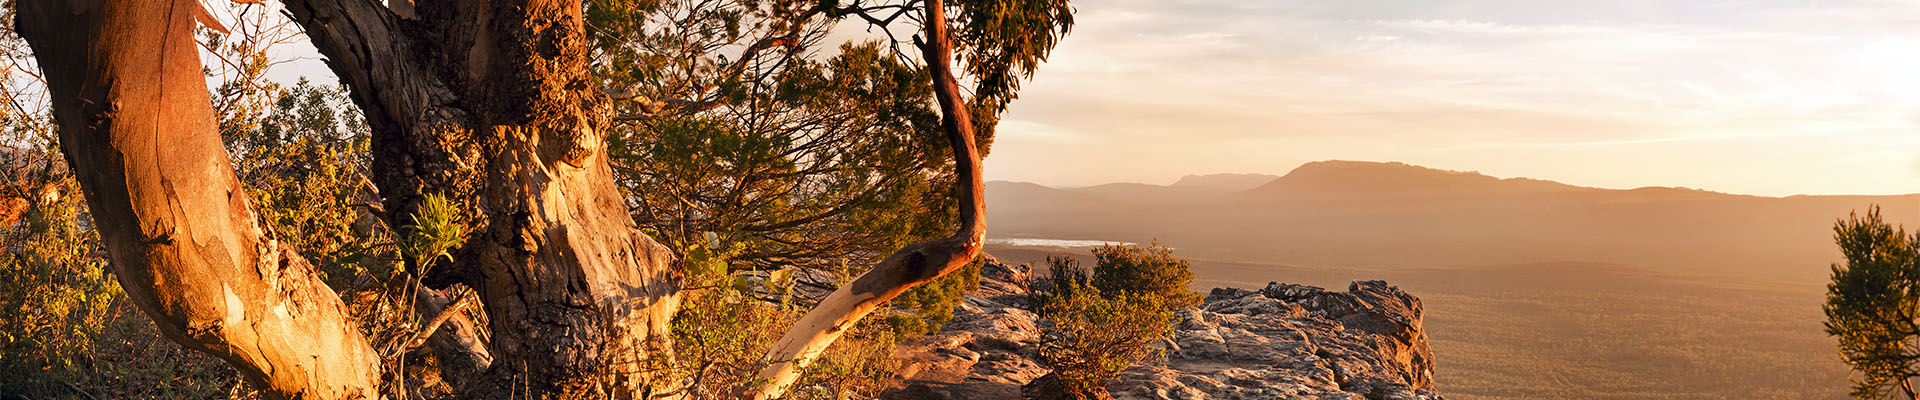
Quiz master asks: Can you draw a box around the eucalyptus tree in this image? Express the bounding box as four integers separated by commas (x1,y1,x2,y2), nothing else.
13,0,1070,398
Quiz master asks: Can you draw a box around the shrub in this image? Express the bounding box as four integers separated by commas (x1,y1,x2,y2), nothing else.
664,240,923,399
1090,242,1200,310
0,173,119,394
1031,248,1187,399
0,155,241,399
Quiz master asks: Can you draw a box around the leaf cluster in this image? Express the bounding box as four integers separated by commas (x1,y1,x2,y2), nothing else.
1826,205,1920,399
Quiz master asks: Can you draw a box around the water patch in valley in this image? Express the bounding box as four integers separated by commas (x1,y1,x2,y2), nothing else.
986,238,1135,248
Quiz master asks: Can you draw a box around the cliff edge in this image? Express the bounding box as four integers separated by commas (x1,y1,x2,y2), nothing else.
885,258,1445,400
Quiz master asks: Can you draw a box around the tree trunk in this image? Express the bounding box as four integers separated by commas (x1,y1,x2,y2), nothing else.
283,0,681,396
747,1,988,397
15,0,381,398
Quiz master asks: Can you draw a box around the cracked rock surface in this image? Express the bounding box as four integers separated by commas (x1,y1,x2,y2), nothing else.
884,257,1445,400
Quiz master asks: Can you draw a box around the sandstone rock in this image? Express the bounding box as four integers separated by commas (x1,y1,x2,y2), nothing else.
1111,280,1441,400
1022,372,1116,400
885,256,1444,400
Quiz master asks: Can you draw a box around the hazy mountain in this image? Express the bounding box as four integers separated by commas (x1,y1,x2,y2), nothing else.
985,160,1891,398
987,160,1920,279
1169,173,1280,191
1068,182,1230,205
1242,160,1582,201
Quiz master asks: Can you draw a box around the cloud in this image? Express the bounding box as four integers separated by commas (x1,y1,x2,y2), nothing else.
984,0,1920,195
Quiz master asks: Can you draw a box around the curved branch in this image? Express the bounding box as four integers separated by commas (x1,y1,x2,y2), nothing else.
282,0,443,127
746,0,985,397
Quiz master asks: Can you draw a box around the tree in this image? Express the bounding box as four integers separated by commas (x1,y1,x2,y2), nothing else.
14,0,1071,398
1826,206,1920,399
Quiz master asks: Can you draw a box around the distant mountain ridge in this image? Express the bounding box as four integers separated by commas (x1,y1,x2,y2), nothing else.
1170,173,1280,191
984,160,1874,399
985,159,1920,279
1245,160,1579,200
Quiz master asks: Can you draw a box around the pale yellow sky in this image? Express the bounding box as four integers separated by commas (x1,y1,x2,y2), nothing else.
983,0,1920,196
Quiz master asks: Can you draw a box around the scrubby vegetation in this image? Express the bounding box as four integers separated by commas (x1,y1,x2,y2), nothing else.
659,239,974,398
1029,244,1193,399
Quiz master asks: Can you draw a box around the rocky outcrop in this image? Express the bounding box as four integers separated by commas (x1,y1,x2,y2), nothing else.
885,258,1047,399
885,258,1444,400
1112,282,1440,400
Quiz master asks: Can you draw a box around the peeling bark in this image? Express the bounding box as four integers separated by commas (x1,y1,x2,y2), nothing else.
284,0,682,396
15,0,381,398
747,1,987,398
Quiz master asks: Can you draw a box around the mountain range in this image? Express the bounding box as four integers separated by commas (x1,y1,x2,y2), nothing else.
990,160,1920,280
986,160,1904,398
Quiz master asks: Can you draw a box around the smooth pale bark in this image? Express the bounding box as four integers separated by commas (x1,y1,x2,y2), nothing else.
746,1,987,398
15,0,381,398
283,0,681,396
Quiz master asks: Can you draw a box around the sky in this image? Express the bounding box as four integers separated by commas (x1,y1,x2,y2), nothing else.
981,0,1920,196
230,0,1920,197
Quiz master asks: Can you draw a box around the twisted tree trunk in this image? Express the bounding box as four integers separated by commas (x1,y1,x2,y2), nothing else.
24,0,996,397
283,0,681,396
15,0,381,397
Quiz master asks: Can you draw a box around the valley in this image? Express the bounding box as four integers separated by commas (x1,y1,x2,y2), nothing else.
983,160,1907,399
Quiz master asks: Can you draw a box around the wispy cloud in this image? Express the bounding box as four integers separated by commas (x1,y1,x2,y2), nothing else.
986,0,1920,195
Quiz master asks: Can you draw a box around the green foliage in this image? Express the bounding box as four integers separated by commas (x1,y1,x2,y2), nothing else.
950,0,1075,117
226,80,383,288
1089,242,1201,310
1031,254,1177,398
400,193,467,273
589,4,1073,384
669,275,789,397
0,167,117,393
608,41,949,277
886,257,982,337
1824,206,1920,399
665,239,907,399
604,33,965,345
0,149,244,399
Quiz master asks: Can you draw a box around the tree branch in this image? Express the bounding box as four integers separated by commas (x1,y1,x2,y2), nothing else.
16,1,383,396
282,0,443,127
745,1,985,397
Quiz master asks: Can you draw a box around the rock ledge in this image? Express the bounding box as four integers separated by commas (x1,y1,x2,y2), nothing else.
886,258,1444,400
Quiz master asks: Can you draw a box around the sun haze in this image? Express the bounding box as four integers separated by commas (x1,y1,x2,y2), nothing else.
984,0,1920,196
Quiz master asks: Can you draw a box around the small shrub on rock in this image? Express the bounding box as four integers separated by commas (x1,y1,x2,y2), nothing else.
1090,242,1201,310
1030,244,1195,399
